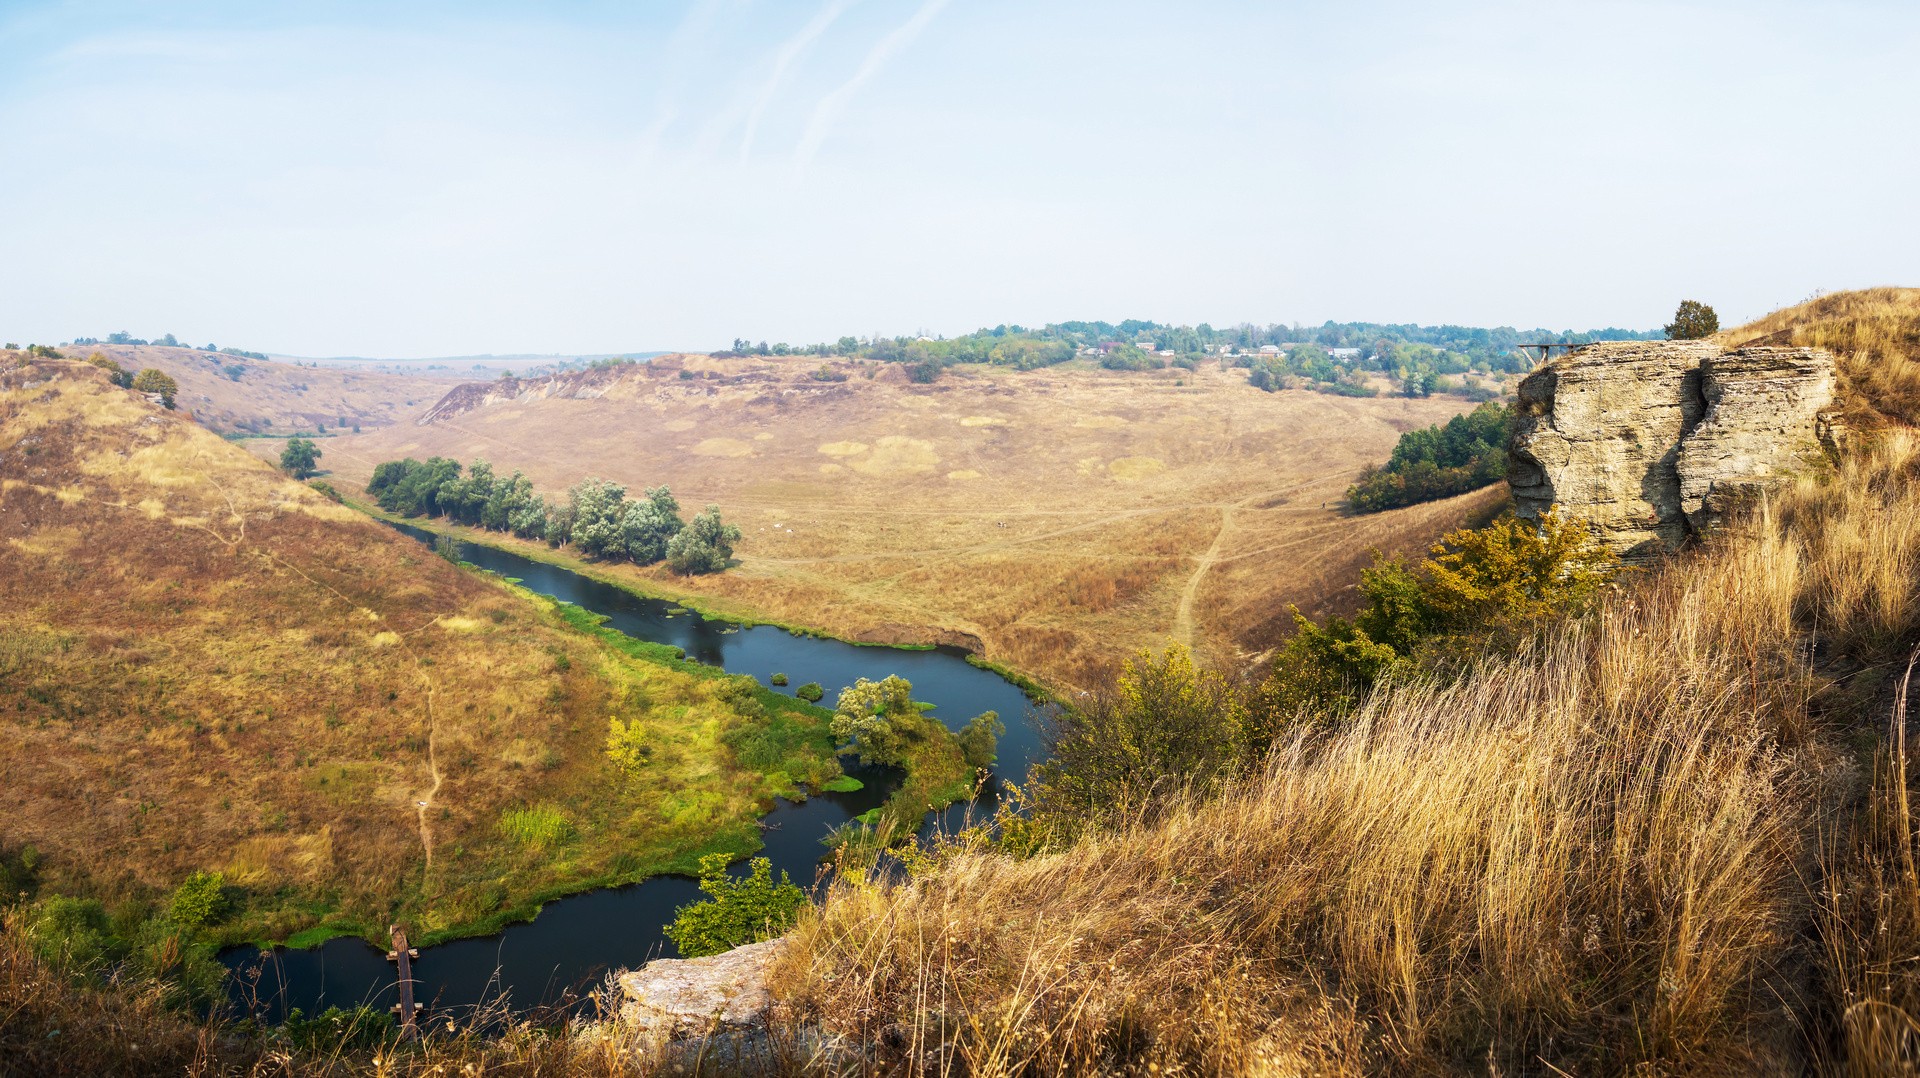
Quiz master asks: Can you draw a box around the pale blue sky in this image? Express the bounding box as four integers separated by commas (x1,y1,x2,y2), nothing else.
1,1,1915,356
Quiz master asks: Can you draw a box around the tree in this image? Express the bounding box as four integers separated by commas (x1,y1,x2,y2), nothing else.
621,486,684,564
130,368,177,408
280,437,321,479
1665,300,1719,340
665,505,741,574
958,711,1004,770
831,675,923,767
665,854,806,958
567,477,629,558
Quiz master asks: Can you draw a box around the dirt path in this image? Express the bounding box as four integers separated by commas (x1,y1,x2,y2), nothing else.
1172,486,1309,652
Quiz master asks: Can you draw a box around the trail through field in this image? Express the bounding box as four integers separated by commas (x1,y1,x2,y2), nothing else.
245,531,447,870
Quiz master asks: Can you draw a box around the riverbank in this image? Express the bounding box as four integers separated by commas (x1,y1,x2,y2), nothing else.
344,497,1058,705
215,520,1049,1022
220,565,848,953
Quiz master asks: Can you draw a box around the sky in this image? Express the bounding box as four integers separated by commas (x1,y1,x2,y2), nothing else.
0,0,1916,357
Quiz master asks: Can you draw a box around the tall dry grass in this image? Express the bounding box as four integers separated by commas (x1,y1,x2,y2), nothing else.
1722,287,1920,430
777,433,1920,1075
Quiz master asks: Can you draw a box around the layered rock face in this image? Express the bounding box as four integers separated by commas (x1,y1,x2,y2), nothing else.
1509,341,1838,558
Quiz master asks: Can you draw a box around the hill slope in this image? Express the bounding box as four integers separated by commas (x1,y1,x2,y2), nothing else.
72,343,466,435
304,354,1499,688
0,354,835,944
764,291,1920,1074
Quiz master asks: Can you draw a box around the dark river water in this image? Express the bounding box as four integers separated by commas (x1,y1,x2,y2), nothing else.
221,525,1045,1025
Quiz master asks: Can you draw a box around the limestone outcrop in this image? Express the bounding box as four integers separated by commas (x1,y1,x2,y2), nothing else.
1509,340,1838,558
592,937,797,1074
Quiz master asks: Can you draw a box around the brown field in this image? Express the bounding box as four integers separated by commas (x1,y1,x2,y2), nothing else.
0,355,834,944
74,343,467,435
282,355,1505,690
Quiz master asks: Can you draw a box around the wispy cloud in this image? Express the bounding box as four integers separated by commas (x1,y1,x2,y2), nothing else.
792,0,949,171
640,0,735,156
739,0,860,163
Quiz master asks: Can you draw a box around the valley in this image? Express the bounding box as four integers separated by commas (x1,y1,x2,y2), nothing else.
253,353,1506,691
0,356,855,949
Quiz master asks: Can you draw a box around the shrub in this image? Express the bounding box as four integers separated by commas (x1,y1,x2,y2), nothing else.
165,870,226,929
1271,510,1614,712
796,682,825,703
665,854,807,958
770,672,789,686
22,896,113,972
1035,648,1259,821
129,368,176,408
604,717,653,775
307,480,342,502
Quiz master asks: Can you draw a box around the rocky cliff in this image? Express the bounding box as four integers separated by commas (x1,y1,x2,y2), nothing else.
1509,340,1839,558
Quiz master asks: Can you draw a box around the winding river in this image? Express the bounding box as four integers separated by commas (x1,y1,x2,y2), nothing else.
221,525,1045,1024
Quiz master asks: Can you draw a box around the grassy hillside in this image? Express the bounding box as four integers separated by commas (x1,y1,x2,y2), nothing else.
293,353,1500,690
764,291,1920,1074
0,353,841,947
1720,285,1920,428
72,342,465,435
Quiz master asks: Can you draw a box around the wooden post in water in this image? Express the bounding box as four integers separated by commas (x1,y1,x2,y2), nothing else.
386,924,422,1038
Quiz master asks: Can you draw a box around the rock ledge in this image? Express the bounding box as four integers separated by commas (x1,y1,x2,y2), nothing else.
1508,340,1838,558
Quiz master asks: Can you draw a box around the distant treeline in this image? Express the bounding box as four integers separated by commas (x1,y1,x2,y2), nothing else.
712,319,1659,389
1346,402,1512,512
70,332,267,361
367,458,741,574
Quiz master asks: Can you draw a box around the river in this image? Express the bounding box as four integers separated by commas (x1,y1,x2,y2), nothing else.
221,525,1045,1025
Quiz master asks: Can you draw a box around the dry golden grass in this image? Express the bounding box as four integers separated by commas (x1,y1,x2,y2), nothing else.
1721,287,1920,430
772,413,1920,1071
0,359,826,946
299,356,1501,690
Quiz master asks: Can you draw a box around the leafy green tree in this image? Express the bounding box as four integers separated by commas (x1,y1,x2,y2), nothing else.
831,675,925,767
567,477,629,558
130,368,177,408
1346,402,1512,512
621,486,684,564
665,505,741,574
279,437,321,479
665,854,807,958
958,711,1004,769
1665,300,1719,340
166,870,227,928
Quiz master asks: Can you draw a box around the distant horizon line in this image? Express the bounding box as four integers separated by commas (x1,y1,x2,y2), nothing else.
51,314,1669,365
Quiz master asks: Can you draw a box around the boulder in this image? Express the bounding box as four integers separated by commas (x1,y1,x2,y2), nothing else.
1509,340,1837,559
606,937,790,1074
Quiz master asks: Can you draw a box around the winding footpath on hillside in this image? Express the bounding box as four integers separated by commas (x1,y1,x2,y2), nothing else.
184,447,452,870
